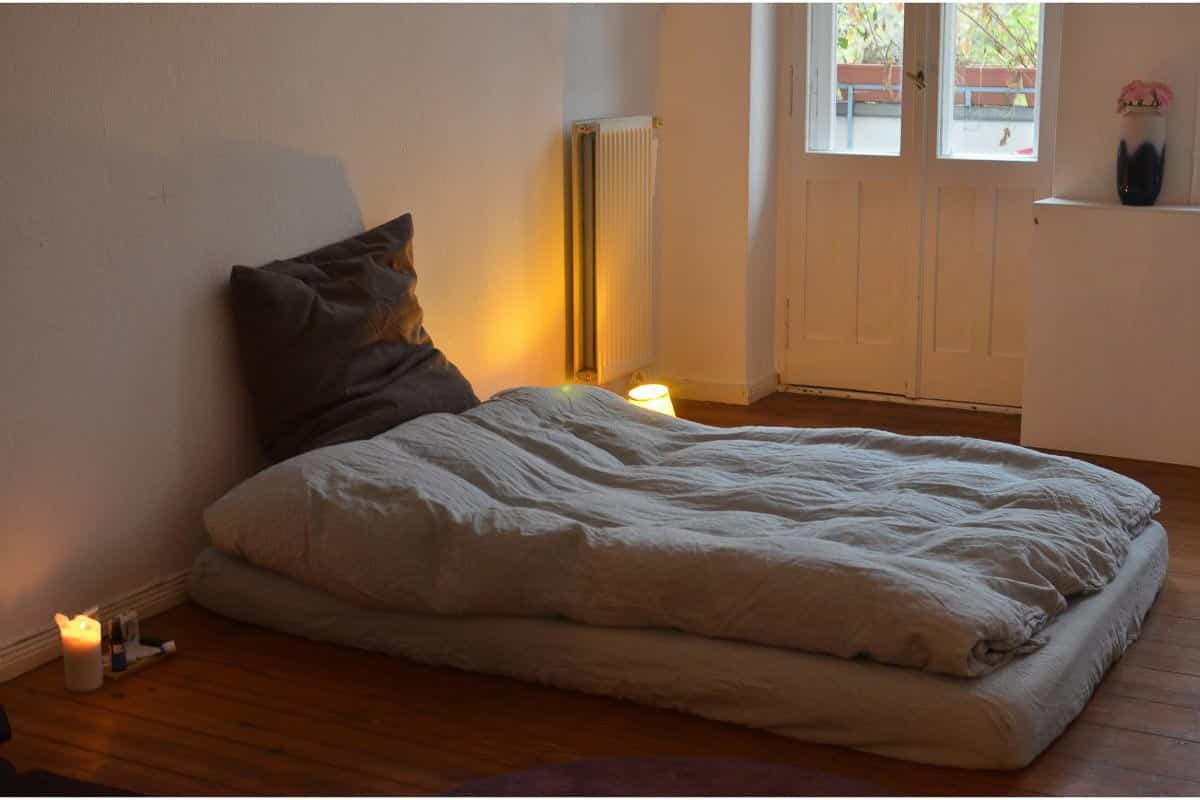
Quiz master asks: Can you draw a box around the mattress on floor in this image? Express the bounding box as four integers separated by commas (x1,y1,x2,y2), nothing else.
189,521,1168,770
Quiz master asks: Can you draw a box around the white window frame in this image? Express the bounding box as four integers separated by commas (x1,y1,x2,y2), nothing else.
805,3,905,158
806,3,837,153
936,2,1046,162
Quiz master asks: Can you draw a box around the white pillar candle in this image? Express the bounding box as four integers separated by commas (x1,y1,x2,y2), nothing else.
54,613,103,692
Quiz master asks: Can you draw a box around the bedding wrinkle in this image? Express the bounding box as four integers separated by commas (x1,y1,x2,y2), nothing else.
204,386,1160,678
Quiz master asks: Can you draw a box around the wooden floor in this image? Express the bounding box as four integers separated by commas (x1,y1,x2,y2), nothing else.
3,392,1200,795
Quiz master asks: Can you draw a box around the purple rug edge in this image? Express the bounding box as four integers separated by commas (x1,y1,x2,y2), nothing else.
446,756,894,797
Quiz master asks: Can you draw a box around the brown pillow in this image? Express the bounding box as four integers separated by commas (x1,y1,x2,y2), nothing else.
230,213,479,463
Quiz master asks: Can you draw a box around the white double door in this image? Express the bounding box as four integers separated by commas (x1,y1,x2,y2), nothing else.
784,4,1060,407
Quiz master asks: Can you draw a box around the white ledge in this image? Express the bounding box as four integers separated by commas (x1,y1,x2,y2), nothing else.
1034,197,1200,215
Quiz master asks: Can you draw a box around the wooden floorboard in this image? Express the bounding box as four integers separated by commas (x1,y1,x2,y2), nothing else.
0,729,232,795
2,391,1197,795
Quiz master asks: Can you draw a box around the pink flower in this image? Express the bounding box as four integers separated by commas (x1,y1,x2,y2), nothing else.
1118,79,1173,113
1151,81,1173,109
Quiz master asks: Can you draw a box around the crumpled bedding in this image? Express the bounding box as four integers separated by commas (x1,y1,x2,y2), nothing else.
204,385,1159,677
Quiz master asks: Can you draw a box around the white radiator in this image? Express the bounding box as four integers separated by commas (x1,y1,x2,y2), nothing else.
571,115,659,385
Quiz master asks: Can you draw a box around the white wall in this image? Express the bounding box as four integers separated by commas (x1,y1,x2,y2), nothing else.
0,4,659,649
565,4,661,125
747,4,781,392
655,3,780,403
1053,4,1200,204
656,4,751,400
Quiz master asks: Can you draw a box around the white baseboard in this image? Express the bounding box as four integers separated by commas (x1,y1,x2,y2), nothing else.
0,570,191,684
669,373,781,406
784,384,1022,415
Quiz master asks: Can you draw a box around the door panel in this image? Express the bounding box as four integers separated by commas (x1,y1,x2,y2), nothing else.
858,181,911,346
785,3,926,397
920,184,1022,405
916,5,1060,406
930,184,986,355
791,177,918,395
919,182,1040,405
801,180,860,344
990,186,1034,359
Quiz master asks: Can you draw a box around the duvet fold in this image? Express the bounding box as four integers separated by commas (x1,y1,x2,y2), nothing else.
204,386,1160,677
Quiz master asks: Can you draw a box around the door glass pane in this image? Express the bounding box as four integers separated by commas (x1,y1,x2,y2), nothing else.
807,3,904,156
938,3,1043,160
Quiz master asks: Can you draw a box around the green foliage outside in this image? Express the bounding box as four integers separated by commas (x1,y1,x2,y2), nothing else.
836,3,1040,102
953,3,1040,70
836,3,904,67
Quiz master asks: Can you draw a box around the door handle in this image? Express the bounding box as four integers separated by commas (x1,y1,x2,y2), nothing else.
905,69,927,91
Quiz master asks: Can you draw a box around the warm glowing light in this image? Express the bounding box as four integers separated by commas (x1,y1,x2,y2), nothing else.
627,383,676,417
55,613,101,643
55,613,103,692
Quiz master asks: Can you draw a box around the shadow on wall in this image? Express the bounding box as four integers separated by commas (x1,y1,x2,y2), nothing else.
0,130,364,645
166,138,367,479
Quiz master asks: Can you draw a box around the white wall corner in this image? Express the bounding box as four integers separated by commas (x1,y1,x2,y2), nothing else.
748,370,781,403
654,4,754,390
666,372,778,406
656,4,789,398
666,377,753,405
746,3,781,390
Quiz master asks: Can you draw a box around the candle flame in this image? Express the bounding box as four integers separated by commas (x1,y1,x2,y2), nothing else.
55,612,100,639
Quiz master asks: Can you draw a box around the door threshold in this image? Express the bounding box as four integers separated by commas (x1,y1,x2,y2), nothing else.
783,385,1022,415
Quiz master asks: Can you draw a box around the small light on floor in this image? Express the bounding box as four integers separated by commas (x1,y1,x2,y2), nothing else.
627,383,675,417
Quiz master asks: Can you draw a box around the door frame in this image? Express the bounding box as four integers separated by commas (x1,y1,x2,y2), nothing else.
781,2,931,399
778,2,1064,408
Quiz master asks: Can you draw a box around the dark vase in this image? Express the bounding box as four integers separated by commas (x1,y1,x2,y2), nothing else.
1116,108,1166,206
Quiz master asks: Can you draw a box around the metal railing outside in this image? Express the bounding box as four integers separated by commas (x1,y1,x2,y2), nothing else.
837,83,1035,149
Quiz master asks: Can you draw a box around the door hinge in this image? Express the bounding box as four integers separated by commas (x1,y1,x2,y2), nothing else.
788,64,795,118
784,298,791,349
